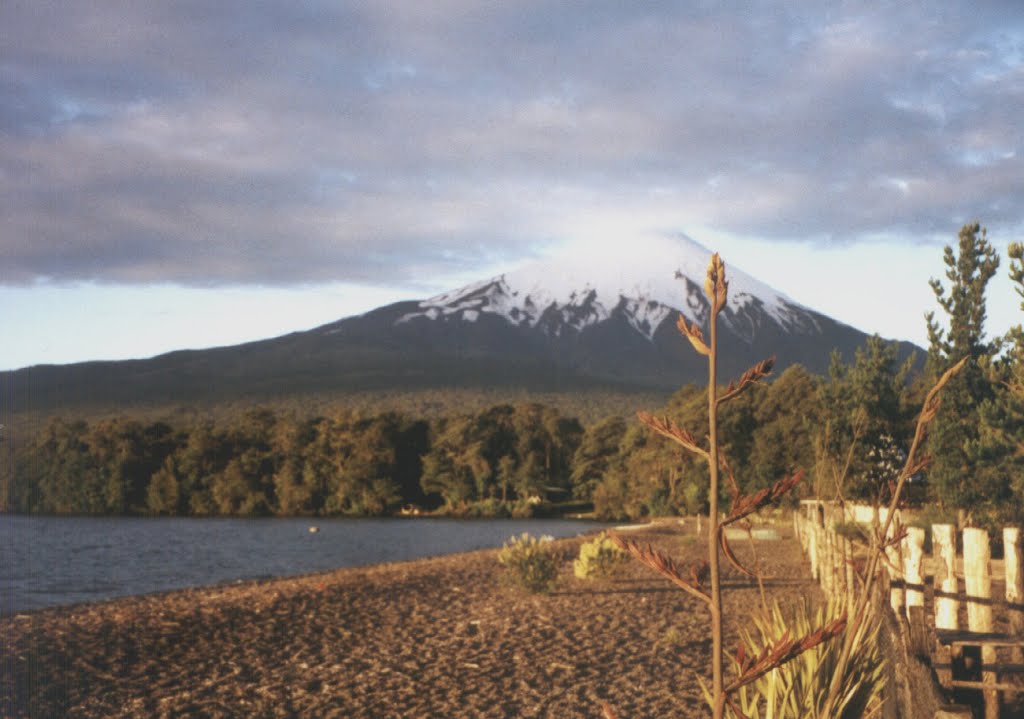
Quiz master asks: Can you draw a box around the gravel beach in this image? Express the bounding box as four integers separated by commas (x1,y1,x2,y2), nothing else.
1,521,819,718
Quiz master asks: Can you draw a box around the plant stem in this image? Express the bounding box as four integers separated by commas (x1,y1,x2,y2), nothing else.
708,304,724,719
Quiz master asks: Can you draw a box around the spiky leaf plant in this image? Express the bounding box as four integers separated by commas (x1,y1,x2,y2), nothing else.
713,598,886,719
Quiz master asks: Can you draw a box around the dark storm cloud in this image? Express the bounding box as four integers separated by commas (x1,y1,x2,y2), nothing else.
2,1,1022,285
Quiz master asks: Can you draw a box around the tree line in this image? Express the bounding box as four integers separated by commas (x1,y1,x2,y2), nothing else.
2,223,1021,522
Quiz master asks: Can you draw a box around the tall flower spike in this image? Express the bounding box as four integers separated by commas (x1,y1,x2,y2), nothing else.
705,253,728,315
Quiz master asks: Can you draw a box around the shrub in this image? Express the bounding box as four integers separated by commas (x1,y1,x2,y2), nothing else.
573,531,627,580
462,498,512,518
498,532,559,593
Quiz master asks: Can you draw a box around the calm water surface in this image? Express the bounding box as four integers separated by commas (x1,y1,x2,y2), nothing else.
0,515,609,614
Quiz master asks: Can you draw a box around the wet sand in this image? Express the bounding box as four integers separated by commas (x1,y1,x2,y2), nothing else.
1,522,819,718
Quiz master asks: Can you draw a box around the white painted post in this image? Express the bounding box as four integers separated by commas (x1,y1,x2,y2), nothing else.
933,524,959,631
964,528,993,632
834,531,845,597
964,527,997,719
835,534,846,600
1004,527,1023,631
809,524,820,581
885,523,904,615
1004,527,1023,669
904,527,926,617
828,529,839,593
822,528,833,592
844,537,857,613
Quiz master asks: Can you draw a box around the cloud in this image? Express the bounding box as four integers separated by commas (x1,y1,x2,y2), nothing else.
2,1,1022,287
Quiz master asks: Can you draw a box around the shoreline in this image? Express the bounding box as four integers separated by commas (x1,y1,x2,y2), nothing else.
2,522,818,718
2,515,616,616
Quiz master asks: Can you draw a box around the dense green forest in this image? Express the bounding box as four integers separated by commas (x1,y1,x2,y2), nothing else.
2,224,1022,522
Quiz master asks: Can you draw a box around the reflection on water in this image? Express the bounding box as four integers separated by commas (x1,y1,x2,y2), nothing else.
0,515,607,614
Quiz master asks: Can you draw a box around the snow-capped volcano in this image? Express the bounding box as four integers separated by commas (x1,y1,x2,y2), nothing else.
2,234,922,415
399,234,819,343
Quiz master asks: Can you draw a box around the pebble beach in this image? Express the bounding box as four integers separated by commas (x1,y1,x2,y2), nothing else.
1,522,819,718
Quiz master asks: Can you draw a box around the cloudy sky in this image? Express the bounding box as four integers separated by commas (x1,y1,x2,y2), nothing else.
2,1,1022,371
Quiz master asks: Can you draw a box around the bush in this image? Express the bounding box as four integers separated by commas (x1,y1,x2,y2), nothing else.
573,532,627,580
462,498,512,518
498,533,559,593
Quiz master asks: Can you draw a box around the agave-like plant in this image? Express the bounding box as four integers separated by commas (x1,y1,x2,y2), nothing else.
719,598,886,719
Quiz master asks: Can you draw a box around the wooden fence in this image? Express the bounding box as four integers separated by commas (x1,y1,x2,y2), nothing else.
793,503,1024,719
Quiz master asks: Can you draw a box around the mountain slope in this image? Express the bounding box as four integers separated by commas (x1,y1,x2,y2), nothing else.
1,235,921,415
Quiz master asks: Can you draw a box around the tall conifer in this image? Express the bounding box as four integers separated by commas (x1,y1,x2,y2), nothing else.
924,223,1002,511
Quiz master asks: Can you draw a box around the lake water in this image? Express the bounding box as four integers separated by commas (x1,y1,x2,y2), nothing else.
0,515,610,615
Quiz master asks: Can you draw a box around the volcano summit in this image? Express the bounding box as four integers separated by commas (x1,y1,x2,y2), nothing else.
2,234,919,413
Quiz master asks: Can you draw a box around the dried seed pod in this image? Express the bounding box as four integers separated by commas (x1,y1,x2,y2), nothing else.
705,253,729,314
611,533,711,605
637,411,708,460
719,357,776,405
677,315,711,356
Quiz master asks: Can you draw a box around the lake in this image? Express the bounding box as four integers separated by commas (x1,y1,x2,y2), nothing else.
0,515,610,614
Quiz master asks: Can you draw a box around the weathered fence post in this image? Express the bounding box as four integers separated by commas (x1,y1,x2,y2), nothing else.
823,527,835,592
844,536,857,614
1005,527,1024,674
809,523,820,582
886,522,905,615
930,523,959,691
964,527,997,719
835,534,846,600
933,524,959,631
904,527,925,618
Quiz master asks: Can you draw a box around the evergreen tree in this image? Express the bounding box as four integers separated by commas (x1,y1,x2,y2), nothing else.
818,338,913,502
745,364,821,496
924,223,1004,512
969,242,1024,514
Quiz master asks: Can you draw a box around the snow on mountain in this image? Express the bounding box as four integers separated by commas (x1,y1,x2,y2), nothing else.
398,234,819,341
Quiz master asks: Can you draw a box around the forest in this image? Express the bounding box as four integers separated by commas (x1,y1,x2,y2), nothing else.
2,224,1022,524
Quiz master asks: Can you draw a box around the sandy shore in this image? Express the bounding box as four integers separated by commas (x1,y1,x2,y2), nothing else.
1,522,819,718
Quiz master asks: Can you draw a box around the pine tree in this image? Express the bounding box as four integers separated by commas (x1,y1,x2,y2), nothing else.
924,223,1003,512
969,242,1024,514
818,337,914,501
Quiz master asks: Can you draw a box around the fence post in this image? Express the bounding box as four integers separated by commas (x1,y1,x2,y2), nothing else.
844,537,857,614
824,528,836,592
904,527,926,618
1005,527,1024,673
809,524,820,582
964,527,997,719
933,524,958,631
886,523,904,615
834,533,844,597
